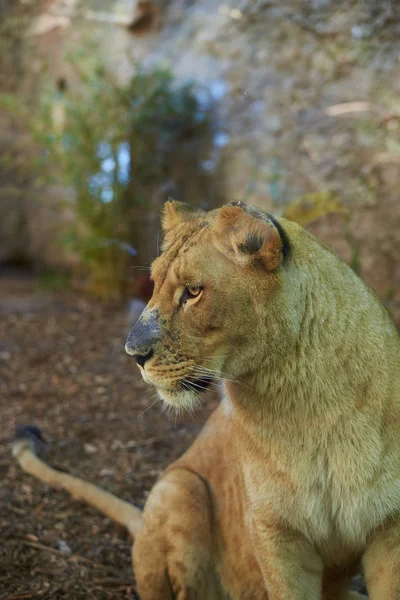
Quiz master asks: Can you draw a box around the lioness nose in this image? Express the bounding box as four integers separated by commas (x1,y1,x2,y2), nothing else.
134,349,154,368
125,310,160,363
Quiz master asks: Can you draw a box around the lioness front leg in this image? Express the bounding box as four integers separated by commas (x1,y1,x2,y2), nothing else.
250,515,323,599
363,516,400,599
134,468,221,600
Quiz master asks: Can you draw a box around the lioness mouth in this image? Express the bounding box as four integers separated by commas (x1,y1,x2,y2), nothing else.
181,376,213,393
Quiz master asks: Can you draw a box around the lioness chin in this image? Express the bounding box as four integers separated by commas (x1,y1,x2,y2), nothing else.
14,200,400,599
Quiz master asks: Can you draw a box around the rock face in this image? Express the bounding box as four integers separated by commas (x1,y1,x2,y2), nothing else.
1,0,399,321
24,186,77,269
0,107,77,269
0,191,25,264
0,184,76,269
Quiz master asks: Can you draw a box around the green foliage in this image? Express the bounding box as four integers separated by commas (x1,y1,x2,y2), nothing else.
2,54,209,300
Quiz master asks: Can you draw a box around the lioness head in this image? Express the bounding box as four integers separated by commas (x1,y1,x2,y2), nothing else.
125,200,296,408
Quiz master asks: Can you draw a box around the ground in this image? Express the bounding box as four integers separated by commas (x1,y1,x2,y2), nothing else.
0,271,218,599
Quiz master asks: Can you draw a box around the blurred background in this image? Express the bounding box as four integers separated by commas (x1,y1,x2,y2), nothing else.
0,0,399,598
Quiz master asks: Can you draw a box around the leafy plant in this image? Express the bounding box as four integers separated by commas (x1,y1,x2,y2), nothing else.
1,54,209,300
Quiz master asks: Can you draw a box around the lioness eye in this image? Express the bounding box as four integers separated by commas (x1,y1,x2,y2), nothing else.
180,286,203,306
187,286,201,297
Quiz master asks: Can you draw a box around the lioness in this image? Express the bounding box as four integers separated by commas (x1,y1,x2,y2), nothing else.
13,200,400,599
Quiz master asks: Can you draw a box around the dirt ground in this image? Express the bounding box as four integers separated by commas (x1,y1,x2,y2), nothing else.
0,272,219,599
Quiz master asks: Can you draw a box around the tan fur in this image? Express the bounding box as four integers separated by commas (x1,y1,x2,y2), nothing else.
14,201,400,599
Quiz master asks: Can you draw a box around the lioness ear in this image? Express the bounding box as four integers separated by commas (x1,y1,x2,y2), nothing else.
212,203,284,271
161,199,203,233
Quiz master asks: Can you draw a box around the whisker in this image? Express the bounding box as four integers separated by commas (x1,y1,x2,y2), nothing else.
192,365,245,388
129,265,152,272
181,378,211,392
191,378,224,395
141,394,160,414
197,354,235,362
193,367,221,380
